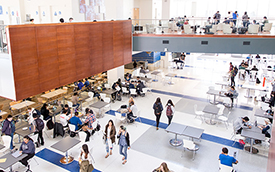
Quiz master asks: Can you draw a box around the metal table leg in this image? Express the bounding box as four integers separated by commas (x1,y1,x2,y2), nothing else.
169,134,183,147
245,88,252,98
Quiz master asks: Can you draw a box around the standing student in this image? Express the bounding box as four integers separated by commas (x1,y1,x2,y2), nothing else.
165,99,175,125
40,103,51,120
133,60,137,68
117,125,130,165
79,144,94,172
32,113,45,146
153,97,163,130
19,136,35,169
104,120,116,158
2,115,15,149
72,92,80,110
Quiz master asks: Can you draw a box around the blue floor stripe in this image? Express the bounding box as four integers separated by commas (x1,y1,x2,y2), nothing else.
151,89,253,111
36,148,100,172
106,110,243,149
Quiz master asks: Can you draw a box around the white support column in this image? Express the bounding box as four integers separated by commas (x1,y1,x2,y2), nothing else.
162,0,170,19
161,52,169,69
107,65,124,85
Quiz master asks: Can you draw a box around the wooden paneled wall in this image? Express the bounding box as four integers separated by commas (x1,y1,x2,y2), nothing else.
8,20,132,100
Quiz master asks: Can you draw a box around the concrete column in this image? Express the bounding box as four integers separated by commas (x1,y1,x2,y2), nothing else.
162,0,170,19
107,65,124,85
161,52,169,68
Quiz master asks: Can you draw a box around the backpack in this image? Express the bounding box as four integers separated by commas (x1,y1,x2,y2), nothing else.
35,118,44,131
46,120,54,130
256,78,261,84
166,106,173,116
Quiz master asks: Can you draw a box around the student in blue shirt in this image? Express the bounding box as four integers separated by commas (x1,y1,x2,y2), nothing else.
69,112,82,131
219,147,238,167
84,78,90,88
78,81,84,90
232,11,239,25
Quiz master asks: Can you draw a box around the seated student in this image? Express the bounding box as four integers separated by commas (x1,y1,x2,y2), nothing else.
129,81,135,90
72,92,80,110
82,110,96,142
219,147,238,167
78,80,84,90
69,112,83,131
223,17,230,24
84,78,90,89
233,116,252,134
40,103,51,120
90,87,101,100
258,119,272,138
153,162,170,172
225,86,238,105
60,110,72,128
251,65,258,71
63,104,71,116
125,75,131,83
140,67,148,74
136,80,146,95
127,101,138,121
19,136,35,169
240,60,245,67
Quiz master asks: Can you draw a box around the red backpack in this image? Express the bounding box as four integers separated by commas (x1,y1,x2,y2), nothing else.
166,106,173,116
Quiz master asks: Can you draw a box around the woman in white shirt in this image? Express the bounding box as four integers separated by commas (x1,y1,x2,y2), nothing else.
79,144,93,164
165,99,175,125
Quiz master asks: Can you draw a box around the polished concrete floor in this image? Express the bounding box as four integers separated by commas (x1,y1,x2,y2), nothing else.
5,53,271,172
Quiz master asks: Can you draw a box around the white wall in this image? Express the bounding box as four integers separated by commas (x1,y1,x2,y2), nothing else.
161,0,169,19
71,0,85,22
0,53,16,100
22,0,73,24
0,0,21,25
107,65,124,86
135,0,153,19
105,0,134,20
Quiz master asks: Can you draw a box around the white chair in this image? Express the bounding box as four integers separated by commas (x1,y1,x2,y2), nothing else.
135,110,141,123
86,92,95,102
42,120,50,138
263,23,272,32
222,97,232,108
115,112,126,124
0,135,11,153
222,24,232,34
130,89,137,97
100,93,106,99
216,104,225,116
219,163,234,172
248,24,259,34
103,98,111,111
182,140,196,160
122,87,129,96
78,131,87,144
238,69,246,80
217,23,224,31
67,101,73,108
68,124,76,132
218,111,231,129
30,133,39,150
210,25,217,33
250,70,257,81
142,88,149,96
183,25,192,34
104,84,111,89
194,104,204,122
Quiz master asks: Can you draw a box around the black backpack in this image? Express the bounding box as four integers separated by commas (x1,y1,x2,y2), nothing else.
46,120,54,130
35,118,44,131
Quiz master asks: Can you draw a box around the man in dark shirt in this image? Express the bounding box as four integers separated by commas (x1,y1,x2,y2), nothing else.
136,80,145,95
63,104,71,116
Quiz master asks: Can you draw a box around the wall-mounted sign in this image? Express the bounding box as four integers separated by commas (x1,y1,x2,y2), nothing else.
54,12,57,16
11,11,14,16
0,6,3,15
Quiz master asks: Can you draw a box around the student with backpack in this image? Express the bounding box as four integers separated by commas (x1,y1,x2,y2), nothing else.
2,115,15,149
153,97,163,130
32,113,45,146
165,99,175,125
